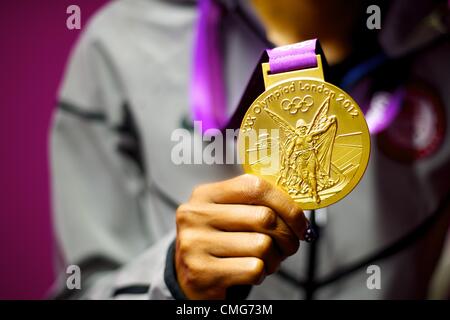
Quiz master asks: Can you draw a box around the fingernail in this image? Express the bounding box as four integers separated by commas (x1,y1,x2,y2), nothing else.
304,226,317,243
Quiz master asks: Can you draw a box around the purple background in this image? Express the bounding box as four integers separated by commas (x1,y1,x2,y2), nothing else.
0,0,107,299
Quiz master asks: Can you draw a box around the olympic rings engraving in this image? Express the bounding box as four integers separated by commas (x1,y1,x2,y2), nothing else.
281,95,314,114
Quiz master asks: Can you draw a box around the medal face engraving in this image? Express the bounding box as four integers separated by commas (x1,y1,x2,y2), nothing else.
239,79,370,210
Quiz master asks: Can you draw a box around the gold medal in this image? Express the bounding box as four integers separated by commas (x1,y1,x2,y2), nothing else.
238,53,370,210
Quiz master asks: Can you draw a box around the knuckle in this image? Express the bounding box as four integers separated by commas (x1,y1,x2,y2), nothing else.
176,204,209,227
252,175,267,193
175,211,186,227
176,205,194,226
177,203,192,214
255,233,273,257
288,206,305,224
243,175,268,200
256,207,277,230
182,249,209,272
246,258,265,284
190,185,201,199
185,256,204,274
182,257,221,295
287,206,299,220
182,259,203,289
177,230,197,254
191,184,207,200
176,241,217,296
176,204,189,219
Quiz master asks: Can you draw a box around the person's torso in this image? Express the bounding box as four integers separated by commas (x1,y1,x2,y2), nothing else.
84,0,450,299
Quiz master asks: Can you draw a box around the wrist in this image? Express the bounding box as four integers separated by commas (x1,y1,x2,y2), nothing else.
164,240,188,300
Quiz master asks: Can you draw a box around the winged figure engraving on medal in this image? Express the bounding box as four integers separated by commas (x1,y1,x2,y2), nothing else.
263,97,339,204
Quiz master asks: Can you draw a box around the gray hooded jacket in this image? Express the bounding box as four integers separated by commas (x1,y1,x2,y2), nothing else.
50,0,450,299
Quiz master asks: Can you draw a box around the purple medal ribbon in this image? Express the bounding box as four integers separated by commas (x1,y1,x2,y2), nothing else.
190,0,227,133
266,39,319,73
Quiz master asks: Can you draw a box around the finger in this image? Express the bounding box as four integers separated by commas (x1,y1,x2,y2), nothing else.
211,257,266,288
192,174,308,239
196,203,299,257
207,232,282,274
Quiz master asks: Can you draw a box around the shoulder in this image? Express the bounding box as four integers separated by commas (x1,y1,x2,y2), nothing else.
81,0,197,47
59,0,197,112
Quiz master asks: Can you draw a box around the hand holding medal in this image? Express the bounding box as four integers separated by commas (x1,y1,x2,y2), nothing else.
175,39,370,300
